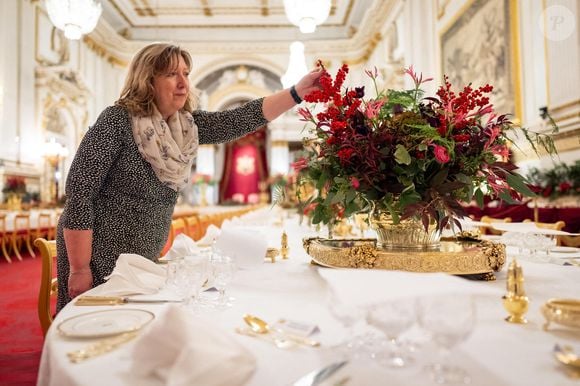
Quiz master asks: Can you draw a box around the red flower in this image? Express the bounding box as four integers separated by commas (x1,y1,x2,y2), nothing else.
297,107,313,121
432,145,450,164
291,158,308,173
365,100,384,119
336,148,354,163
453,134,470,142
559,181,572,193
350,177,360,189
303,202,318,215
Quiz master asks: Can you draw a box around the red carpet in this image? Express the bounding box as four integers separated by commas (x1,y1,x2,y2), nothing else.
0,254,44,385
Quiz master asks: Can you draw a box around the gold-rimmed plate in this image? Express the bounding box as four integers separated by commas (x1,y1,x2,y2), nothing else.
57,309,155,338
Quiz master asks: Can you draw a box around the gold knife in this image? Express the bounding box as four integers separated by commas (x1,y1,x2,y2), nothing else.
75,295,181,306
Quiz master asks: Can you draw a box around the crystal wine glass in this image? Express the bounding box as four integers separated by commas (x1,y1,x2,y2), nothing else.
417,295,476,384
366,299,416,368
327,289,365,358
175,255,209,310
210,253,236,308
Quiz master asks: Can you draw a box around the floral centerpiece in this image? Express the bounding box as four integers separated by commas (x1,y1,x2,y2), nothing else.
292,63,555,249
191,173,216,206
527,160,580,200
2,175,27,210
191,173,216,185
2,176,27,196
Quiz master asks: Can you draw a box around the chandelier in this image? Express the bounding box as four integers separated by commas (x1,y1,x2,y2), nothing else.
281,41,308,89
283,0,331,34
45,0,102,40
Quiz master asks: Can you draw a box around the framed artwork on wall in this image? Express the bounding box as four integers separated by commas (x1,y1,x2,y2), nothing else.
441,0,521,121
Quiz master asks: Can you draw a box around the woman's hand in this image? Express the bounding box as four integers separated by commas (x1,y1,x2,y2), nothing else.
294,67,324,99
68,270,93,299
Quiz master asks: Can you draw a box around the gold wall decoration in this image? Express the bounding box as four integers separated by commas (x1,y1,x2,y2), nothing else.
235,155,256,176
35,6,71,66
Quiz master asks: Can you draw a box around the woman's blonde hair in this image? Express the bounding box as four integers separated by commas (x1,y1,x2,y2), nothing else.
116,43,198,116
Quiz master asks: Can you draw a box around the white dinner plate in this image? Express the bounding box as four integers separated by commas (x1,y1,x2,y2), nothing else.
57,309,155,338
550,246,580,253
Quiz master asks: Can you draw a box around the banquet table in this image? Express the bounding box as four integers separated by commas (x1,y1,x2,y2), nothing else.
37,209,580,386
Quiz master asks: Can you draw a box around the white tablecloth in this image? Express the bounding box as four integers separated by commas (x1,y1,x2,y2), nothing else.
37,209,580,386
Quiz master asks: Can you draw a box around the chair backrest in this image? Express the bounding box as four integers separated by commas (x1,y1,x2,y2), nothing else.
0,214,10,263
184,215,200,240
169,218,187,242
480,216,512,235
523,219,566,231
34,238,57,336
560,235,580,247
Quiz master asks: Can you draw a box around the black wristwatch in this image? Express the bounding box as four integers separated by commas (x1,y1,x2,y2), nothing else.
290,85,303,104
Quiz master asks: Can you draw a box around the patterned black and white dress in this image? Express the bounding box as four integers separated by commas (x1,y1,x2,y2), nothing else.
56,99,268,311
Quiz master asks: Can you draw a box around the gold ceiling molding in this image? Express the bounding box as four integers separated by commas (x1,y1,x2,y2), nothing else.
200,0,212,16
108,0,354,29
344,32,382,66
208,83,269,110
82,35,128,67
109,0,133,26
437,0,451,20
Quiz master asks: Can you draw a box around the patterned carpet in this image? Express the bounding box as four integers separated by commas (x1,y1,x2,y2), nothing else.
0,254,44,385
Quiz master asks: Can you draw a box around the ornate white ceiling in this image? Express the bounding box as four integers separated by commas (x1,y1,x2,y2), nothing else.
101,0,379,42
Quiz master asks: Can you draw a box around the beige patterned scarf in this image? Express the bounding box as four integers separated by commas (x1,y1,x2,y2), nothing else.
131,106,198,191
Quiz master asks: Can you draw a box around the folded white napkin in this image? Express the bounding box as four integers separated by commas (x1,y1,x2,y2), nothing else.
318,269,501,308
90,253,166,296
130,305,256,386
198,224,221,246
162,233,199,260
215,227,267,268
162,226,221,261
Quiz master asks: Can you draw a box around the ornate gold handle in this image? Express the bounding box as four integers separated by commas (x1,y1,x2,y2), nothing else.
67,331,138,363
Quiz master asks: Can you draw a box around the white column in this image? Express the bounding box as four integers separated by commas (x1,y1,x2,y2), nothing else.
400,0,437,95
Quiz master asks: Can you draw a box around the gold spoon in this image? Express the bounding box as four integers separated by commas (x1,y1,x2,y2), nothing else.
243,314,320,347
235,327,296,349
554,344,580,368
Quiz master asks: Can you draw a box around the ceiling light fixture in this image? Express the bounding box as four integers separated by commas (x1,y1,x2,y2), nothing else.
45,0,102,40
283,0,331,34
281,41,308,89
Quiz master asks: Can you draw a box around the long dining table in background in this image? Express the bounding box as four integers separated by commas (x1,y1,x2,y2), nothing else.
37,207,580,386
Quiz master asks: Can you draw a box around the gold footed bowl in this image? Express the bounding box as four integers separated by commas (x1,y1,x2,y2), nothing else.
302,237,506,280
369,210,441,250
541,298,580,331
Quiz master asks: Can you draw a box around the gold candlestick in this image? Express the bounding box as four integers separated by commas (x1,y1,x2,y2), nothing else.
502,258,529,324
281,231,289,259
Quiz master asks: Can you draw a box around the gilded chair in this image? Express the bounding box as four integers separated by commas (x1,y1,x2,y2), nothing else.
197,214,211,241
34,238,57,336
170,218,187,240
34,213,52,241
560,235,580,248
0,214,12,263
161,218,188,256
11,213,36,260
480,216,512,235
523,219,566,245
184,215,200,241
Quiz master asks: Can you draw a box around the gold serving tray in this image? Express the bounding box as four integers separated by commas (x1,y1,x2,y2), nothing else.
303,237,506,279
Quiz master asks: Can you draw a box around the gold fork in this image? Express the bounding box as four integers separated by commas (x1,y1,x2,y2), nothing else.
67,331,139,363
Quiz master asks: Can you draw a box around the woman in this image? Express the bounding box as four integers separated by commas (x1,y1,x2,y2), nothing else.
56,43,322,311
